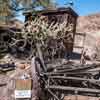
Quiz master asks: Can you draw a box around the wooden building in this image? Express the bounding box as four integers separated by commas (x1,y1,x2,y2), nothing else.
24,7,78,53
0,0,9,24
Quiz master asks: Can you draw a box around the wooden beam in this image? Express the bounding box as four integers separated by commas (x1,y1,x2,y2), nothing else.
56,64,100,73
48,76,100,83
73,46,84,49
43,71,93,76
76,33,86,36
46,85,100,94
36,43,47,72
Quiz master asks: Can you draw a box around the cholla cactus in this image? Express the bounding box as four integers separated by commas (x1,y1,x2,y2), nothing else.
3,16,74,59
24,16,73,40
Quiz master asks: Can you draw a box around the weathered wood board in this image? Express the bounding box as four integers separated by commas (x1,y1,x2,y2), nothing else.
15,79,32,99
64,95,100,100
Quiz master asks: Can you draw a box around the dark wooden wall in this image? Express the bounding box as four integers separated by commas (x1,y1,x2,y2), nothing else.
41,11,78,52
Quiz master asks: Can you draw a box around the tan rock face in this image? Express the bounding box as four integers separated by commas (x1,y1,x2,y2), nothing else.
76,13,100,60
77,13,100,33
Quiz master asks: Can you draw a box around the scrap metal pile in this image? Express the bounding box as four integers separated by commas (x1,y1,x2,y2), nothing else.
39,61,100,100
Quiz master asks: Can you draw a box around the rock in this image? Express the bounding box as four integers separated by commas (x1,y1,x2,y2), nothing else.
84,46,97,61
17,63,30,70
0,74,8,85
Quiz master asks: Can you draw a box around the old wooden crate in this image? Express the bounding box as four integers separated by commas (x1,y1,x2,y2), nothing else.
15,79,32,99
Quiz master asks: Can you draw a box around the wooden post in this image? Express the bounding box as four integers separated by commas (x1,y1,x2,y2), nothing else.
36,43,47,72
31,57,40,100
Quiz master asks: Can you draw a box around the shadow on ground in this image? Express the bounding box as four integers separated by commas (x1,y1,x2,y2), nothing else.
70,52,81,60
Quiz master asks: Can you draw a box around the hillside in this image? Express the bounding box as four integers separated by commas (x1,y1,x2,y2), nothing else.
75,13,100,60
77,13,100,33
